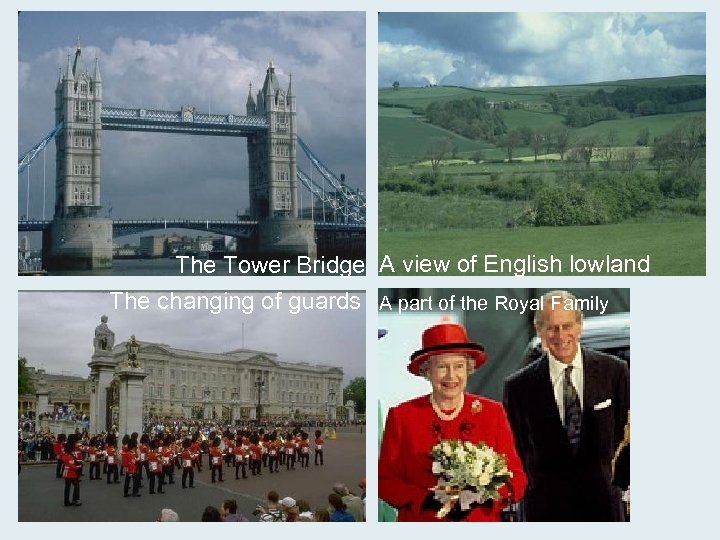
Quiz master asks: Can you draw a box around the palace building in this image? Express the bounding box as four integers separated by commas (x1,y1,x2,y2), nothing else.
22,316,344,428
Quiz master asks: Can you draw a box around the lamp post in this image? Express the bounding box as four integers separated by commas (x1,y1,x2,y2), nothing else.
254,377,265,420
325,400,329,420
291,400,295,420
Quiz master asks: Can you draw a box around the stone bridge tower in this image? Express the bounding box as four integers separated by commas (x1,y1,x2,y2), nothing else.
246,62,316,258
45,43,112,269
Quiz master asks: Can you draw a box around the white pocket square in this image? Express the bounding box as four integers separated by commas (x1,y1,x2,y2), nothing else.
594,399,612,410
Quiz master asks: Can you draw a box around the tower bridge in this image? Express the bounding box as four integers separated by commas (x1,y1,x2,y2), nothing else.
18,43,365,270
20,218,363,239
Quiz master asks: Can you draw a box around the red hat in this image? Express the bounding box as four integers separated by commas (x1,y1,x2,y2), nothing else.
408,320,487,376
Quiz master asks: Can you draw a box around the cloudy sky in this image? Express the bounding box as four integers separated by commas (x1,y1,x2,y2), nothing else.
18,291,366,383
18,12,365,220
379,12,706,88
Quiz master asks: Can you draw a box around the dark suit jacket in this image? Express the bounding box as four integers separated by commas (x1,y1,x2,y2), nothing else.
503,348,629,521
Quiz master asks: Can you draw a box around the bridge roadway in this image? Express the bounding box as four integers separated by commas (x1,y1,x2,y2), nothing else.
18,219,364,238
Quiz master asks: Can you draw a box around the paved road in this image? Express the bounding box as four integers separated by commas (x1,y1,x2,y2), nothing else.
18,429,365,522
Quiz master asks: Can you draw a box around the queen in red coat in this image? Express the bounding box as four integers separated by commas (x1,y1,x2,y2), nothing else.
379,320,526,521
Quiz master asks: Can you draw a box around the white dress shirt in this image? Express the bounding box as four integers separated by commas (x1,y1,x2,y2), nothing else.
548,348,583,426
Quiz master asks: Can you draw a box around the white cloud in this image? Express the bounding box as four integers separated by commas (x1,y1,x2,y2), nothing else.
19,292,366,382
553,14,705,83
379,13,705,88
19,13,365,221
505,13,579,54
18,62,31,89
379,41,458,86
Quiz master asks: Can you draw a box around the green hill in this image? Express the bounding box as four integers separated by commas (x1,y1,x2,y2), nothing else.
380,75,706,163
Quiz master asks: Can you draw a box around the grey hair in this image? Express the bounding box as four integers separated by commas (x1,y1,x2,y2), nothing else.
534,290,583,327
419,353,475,379
159,508,179,522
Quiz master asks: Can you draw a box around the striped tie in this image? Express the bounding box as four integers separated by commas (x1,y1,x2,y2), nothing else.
564,366,582,452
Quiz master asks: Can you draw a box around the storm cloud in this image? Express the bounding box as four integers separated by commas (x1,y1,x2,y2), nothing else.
379,12,705,88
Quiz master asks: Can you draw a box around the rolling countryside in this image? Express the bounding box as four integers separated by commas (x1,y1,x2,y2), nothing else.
378,76,706,275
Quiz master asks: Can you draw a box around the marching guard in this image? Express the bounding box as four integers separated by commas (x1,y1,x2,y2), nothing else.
210,437,224,483
137,434,150,486
181,438,195,488
248,433,262,476
54,434,66,478
87,437,101,480
147,439,165,494
298,432,310,468
233,436,248,479
160,434,176,485
268,432,280,473
62,435,81,507
284,432,296,470
105,434,119,484
314,429,324,466
121,438,140,497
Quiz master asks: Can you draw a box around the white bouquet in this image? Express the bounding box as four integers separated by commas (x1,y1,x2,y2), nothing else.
429,439,512,518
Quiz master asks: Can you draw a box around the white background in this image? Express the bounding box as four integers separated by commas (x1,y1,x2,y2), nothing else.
5,0,719,536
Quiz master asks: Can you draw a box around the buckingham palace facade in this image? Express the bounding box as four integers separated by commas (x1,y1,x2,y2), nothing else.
24,315,344,424
125,340,344,420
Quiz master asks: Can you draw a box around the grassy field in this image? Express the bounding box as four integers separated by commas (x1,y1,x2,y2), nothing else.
380,192,529,230
379,113,485,161
379,75,706,105
379,220,705,276
380,105,705,163
378,77,706,276
380,76,706,163
572,111,706,145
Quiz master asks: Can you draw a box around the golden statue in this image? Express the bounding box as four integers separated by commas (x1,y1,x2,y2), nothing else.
125,335,141,368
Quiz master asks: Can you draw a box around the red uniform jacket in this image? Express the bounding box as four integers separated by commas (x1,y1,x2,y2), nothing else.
210,446,223,467
121,449,137,474
181,449,193,469
232,445,246,463
105,446,118,466
379,393,526,522
61,453,78,479
161,446,174,468
147,450,161,473
249,444,262,461
190,441,201,460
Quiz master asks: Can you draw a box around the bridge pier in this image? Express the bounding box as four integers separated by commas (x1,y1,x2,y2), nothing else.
256,217,317,259
43,217,113,270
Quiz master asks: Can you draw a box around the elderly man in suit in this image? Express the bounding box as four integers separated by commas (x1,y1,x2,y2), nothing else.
503,290,629,521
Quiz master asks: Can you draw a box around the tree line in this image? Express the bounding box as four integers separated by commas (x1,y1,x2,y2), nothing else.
554,84,705,127
380,116,705,227
424,96,507,140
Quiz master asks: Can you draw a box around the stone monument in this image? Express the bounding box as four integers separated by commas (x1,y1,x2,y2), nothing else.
203,389,213,420
116,335,147,436
345,400,356,422
88,315,118,434
34,371,53,417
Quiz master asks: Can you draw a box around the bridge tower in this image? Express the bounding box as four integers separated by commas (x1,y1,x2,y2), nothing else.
45,43,112,269
246,62,316,258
